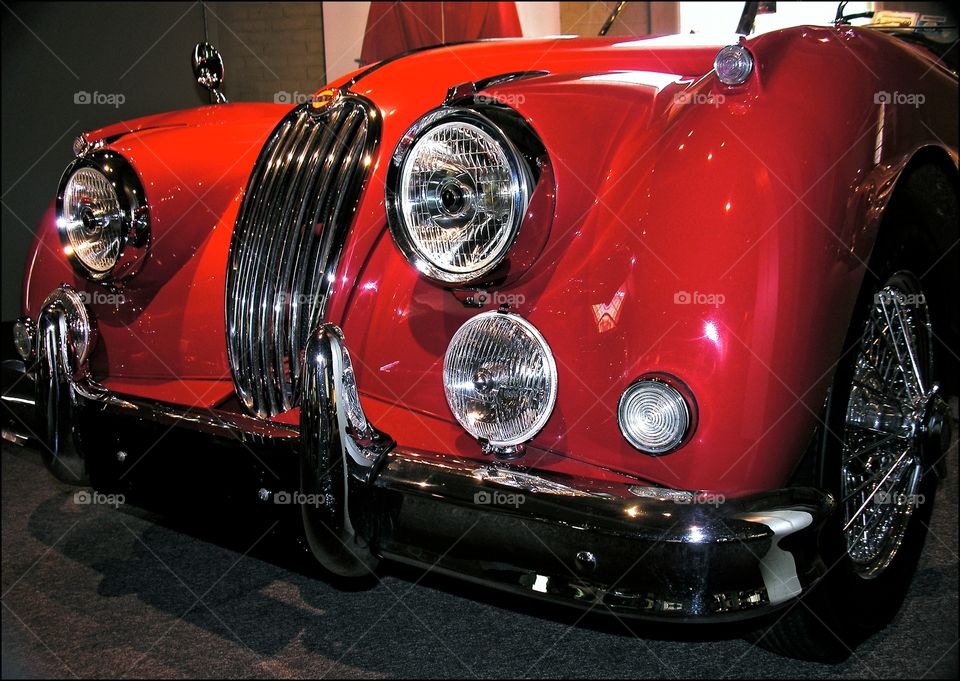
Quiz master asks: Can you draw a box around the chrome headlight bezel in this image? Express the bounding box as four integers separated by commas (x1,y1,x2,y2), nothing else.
56,149,150,283
385,107,531,285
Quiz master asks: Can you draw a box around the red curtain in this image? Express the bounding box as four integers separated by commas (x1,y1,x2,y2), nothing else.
360,2,522,65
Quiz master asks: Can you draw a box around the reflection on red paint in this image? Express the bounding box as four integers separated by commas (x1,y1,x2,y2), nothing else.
592,286,627,333
704,320,720,345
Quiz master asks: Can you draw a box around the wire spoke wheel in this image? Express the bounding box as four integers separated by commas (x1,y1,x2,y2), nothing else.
841,274,936,578
748,167,958,663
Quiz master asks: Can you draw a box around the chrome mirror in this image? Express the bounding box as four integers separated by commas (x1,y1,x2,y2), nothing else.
192,42,227,103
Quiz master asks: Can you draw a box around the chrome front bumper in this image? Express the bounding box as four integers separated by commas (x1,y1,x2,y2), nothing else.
8,289,835,622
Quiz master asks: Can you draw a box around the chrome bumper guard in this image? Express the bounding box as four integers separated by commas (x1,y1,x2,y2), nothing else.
22,289,835,621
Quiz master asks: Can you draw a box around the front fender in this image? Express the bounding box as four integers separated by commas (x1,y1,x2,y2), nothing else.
23,103,289,385
341,26,958,496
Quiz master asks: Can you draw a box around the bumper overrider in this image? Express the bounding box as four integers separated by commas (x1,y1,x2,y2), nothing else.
8,286,836,622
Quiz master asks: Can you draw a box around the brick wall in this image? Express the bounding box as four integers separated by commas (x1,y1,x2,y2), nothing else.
205,2,325,103
560,2,678,37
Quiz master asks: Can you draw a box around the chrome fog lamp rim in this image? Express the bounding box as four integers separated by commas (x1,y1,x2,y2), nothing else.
618,375,695,455
13,316,36,361
40,285,97,369
386,107,529,284
714,44,755,86
56,149,150,283
492,313,558,446
443,311,558,449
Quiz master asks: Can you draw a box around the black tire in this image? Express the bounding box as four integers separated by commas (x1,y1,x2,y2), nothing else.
750,220,952,661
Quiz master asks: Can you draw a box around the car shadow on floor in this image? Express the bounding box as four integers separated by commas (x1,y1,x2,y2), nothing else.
7,438,957,678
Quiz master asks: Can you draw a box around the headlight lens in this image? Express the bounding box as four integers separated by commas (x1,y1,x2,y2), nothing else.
618,378,693,455
390,111,528,283
61,167,124,274
443,311,557,449
56,150,149,283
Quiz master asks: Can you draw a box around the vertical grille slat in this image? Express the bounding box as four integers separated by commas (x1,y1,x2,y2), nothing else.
255,119,318,414
226,97,379,418
229,118,294,408
269,123,326,405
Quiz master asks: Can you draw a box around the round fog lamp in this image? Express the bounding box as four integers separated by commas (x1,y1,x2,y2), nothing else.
618,378,693,454
443,311,557,449
40,286,96,369
13,317,36,361
714,45,754,86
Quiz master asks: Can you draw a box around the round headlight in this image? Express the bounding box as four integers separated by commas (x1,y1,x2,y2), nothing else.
56,151,149,283
61,167,124,274
444,311,557,450
389,110,529,284
618,377,694,455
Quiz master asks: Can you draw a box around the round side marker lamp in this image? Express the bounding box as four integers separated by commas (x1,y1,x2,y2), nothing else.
618,376,696,455
714,45,754,86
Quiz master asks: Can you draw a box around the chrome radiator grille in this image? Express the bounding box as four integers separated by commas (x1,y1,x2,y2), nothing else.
226,96,378,418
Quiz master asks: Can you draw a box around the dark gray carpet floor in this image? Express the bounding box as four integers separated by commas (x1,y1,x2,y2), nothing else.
2,433,957,679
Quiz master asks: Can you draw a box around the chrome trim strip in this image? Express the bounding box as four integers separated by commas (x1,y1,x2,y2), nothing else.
443,71,549,105
470,465,599,497
0,393,35,407
87,385,299,442
226,94,380,418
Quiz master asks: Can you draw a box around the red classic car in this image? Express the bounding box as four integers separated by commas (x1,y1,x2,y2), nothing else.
4,5,957,663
